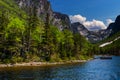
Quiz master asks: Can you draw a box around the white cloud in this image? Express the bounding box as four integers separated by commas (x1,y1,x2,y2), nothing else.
83,19,107,31
69,14,113,31
106,19,114,26
69,14,86,23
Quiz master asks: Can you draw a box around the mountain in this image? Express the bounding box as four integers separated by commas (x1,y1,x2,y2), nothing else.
97,15,120,55
71,22,111,43
107,15,120,35
88,15,120,43
88,29,112,43
70,15,120,43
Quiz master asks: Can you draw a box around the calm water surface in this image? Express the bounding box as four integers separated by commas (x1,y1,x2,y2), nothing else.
0,56,120,80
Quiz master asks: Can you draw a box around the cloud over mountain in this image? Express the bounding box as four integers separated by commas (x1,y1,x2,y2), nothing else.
83,19,106,31
69,14,114,31
69,15,86,23
106,19,114,26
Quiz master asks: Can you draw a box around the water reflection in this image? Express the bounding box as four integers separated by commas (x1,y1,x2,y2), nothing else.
0,56,120,80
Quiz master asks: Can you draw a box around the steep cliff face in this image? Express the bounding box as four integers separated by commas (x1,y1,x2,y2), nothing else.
15,0,71,30
53,12,71,30
15,0,53,21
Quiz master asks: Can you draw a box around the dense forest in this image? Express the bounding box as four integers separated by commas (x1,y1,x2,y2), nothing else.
0,0,95,63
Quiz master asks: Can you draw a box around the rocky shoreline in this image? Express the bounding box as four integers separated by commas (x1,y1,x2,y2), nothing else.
0,60,89,68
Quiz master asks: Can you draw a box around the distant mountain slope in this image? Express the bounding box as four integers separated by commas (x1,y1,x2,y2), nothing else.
71,22,111,43
71,22,89,36
70,15,120,43
99,31,120,44
99,15,120,45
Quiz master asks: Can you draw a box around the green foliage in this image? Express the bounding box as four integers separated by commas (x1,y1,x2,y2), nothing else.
73,33,93,59
62,29,74,58
98,31,120,45
6,17,25,39
24,53,41,62
11,56,24,63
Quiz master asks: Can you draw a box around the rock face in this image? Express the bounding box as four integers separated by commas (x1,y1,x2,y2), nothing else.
16,0,53,20
53,12,71,30
107,15,120,35
71,22,89,36
15,0,71,30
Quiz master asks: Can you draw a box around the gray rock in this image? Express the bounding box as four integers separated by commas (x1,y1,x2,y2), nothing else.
15,0,71,30
53,12,71,30
71,22,89,36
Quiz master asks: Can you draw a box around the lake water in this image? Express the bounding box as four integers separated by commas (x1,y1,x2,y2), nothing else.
0,56,120,80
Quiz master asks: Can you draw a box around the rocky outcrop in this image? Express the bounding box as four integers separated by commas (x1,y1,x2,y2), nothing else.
71,22,89,36
15,0,53,21
53,12,71,30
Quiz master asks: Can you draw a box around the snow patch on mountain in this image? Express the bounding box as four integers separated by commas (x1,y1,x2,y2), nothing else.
99,36,120,47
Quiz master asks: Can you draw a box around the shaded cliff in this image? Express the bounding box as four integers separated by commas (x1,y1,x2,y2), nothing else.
53,12,71,30
15,0,71,30
107,15,120,35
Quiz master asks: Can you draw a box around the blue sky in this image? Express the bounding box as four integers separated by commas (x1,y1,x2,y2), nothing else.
49,0,120,30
